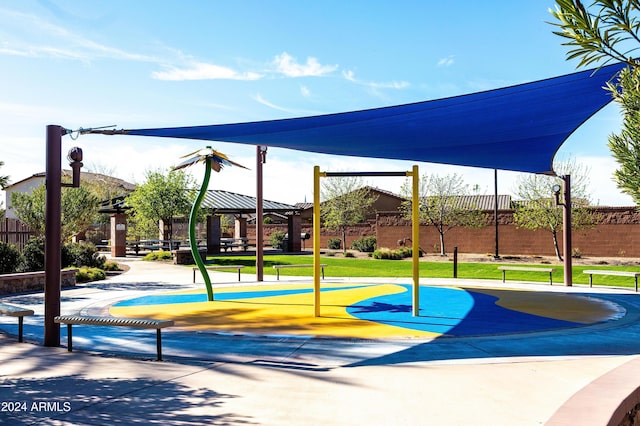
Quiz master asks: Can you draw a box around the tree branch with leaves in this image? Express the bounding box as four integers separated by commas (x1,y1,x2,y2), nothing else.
401,173,486,256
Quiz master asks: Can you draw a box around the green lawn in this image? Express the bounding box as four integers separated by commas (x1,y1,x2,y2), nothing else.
201,254,640,289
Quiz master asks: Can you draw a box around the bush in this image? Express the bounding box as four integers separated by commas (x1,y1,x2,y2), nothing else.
102,260,121,271
75,267,106,283
350,236,377,252
372,247,423,260
270,231,286,250
0,242,21,274
344,251,355,258
63,242,105,269
372,248,402,260
142,250,173,261
19,236,45,272
327,238,341,250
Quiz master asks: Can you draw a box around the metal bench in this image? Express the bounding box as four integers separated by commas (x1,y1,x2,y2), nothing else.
497,266,556,285
583,270,640,292
54,315,174,361
192,265,245,283
0,303,34,343
273,264,327,280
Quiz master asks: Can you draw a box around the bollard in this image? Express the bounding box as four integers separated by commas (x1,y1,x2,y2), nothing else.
453,246,458,278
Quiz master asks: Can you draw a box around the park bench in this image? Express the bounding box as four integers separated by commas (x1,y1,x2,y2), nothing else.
0,303,34,343
498,266,556,285
220,238,251,252
583,270,640,292
54,315,174,361
273,264,327,280
192,265,245,283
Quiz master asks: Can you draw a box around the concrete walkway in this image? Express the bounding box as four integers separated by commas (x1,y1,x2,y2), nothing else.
1,257,640,425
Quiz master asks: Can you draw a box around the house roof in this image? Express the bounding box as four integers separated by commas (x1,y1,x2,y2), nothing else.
448,194,513,210
4,170,136,192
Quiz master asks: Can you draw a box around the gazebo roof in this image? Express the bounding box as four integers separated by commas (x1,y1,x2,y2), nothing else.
200,189,298,214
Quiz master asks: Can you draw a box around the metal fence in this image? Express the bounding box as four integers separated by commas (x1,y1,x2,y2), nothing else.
0,218,35,252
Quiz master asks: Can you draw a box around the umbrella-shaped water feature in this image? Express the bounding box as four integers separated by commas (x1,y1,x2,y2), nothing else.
173,146,248,301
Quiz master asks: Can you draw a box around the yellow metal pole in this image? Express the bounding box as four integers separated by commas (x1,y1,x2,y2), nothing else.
313,166,322,317
411,165,420,316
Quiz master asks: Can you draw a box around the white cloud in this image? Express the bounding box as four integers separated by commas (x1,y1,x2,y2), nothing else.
0,9,157,64
342,70,410,90
152,62,263,81
272,52,338,77
437,55,455,67
300,85,311,97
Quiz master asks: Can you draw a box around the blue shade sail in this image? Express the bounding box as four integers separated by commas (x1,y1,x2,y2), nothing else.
97,62,626,174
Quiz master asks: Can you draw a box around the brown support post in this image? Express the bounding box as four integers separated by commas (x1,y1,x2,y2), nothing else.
206,215,221,254
45,125,63,347
287,214,302,252
110,213,127,257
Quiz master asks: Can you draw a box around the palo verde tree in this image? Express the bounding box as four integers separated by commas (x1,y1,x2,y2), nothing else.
550,0,640,204
321,176,378,253
11,182,100,241
513,158,596,260
125,168,195,243
401,173,487,256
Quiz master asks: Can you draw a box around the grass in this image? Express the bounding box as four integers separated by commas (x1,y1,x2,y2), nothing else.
200,254,640,289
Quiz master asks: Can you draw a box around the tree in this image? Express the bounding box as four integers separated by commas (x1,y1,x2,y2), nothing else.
401,173,487,256
550,0,640,203
321,176,378,252
513,158,596,260
126,169,195,243
0,161,9,189
607,67,640,204
11,183,99,241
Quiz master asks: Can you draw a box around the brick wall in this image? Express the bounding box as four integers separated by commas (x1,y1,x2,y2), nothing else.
0,269,77,295
377,207,640,257
245,207,640,257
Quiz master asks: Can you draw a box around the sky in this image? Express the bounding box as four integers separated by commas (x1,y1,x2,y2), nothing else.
0,0,635,207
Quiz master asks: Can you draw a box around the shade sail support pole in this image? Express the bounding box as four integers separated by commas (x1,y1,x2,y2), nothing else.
44,125,63,347
313,166,323,317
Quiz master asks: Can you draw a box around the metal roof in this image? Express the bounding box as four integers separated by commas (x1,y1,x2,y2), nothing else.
449,194,513,210
200,189,298,214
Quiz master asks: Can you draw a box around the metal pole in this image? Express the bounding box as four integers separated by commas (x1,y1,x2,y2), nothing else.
44,125,62,347
563,175,572,286
494,169,499,258
411,165,420,316
256,146,264,281
313,166,322,317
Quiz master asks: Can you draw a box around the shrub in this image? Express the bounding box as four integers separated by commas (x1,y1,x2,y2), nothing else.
372,248,402,260
19,236,45,272
63,242,105,269
75,267,106,283
270,231,286,250
327,238,341,250
102,260,121,271
372,246,423,260
0,242,21,274
350,236,377,252
344,251,355,258
142,250,173,261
